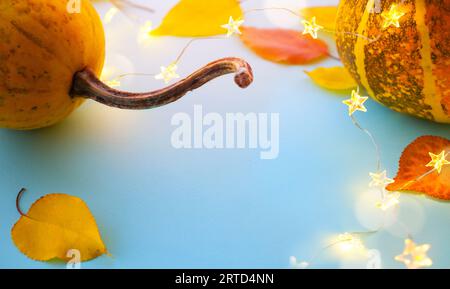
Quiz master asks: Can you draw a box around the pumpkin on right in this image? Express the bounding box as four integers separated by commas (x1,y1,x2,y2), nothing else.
336,0,450,123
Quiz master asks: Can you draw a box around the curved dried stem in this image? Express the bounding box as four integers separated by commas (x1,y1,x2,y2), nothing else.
71,58,253,109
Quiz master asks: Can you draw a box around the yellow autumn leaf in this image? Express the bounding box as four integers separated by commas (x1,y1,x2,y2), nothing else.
305,66,357,91
151,0,243,37
12,191,107,262
300,6,338,31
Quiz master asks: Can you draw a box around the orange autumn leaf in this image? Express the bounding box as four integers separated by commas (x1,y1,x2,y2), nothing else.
387,135,450,200
240,26,329,65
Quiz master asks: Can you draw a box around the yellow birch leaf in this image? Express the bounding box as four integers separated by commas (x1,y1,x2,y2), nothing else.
12,193,107,262
305,66,357,91
300,6,338,31
151,0,243,37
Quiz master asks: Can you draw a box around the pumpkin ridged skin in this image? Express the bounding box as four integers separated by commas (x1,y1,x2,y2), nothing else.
0,0,105,130
336,0,450,123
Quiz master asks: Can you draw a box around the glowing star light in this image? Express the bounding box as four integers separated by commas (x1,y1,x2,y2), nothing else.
426,150,450,174
343,90,369,116
104,7,119,24
369,170,394,188
101,66,121,88
155,63,180,84
138,21,154,43
395,239,432,269
382,4,406,29
302,17,323,39
221,16,244,37
336,233,365,253
376,192,400,211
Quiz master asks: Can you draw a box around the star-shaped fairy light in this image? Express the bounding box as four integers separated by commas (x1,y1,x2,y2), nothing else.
382,4,406,29
302,17,323,39
395,239,432,269
426,151,449,174
369,170,395,188
155,62,180,84
343,89,369,116
376,192,400,211
221,16,244,37
138,21,154,43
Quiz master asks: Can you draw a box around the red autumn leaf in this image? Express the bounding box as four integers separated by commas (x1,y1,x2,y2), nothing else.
387,135,450,200
240,26,329,65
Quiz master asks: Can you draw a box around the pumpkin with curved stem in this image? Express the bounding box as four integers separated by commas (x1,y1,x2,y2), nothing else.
0,0,253,130
336,0,450,123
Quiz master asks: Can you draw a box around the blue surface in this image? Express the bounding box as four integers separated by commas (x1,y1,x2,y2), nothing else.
0,0,449,269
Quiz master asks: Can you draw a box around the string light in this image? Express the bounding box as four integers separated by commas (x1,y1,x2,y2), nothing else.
243,7,380,42
221,16,245,37
341,86,434,266
426,150,450,174
294,230,377,268
113,38,229,86
335,233,365,253
395,239,432,269
98,4,442,268
239,5,440,269
155,62,180,84
369,170,394,188
301,17,323,39
381,4,405,29
343,89,369,116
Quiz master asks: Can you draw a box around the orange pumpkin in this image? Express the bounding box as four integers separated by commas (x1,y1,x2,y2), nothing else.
336,0,450,123
0,0,252,130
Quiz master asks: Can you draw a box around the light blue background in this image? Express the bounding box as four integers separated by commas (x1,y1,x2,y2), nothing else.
0,0,449,269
